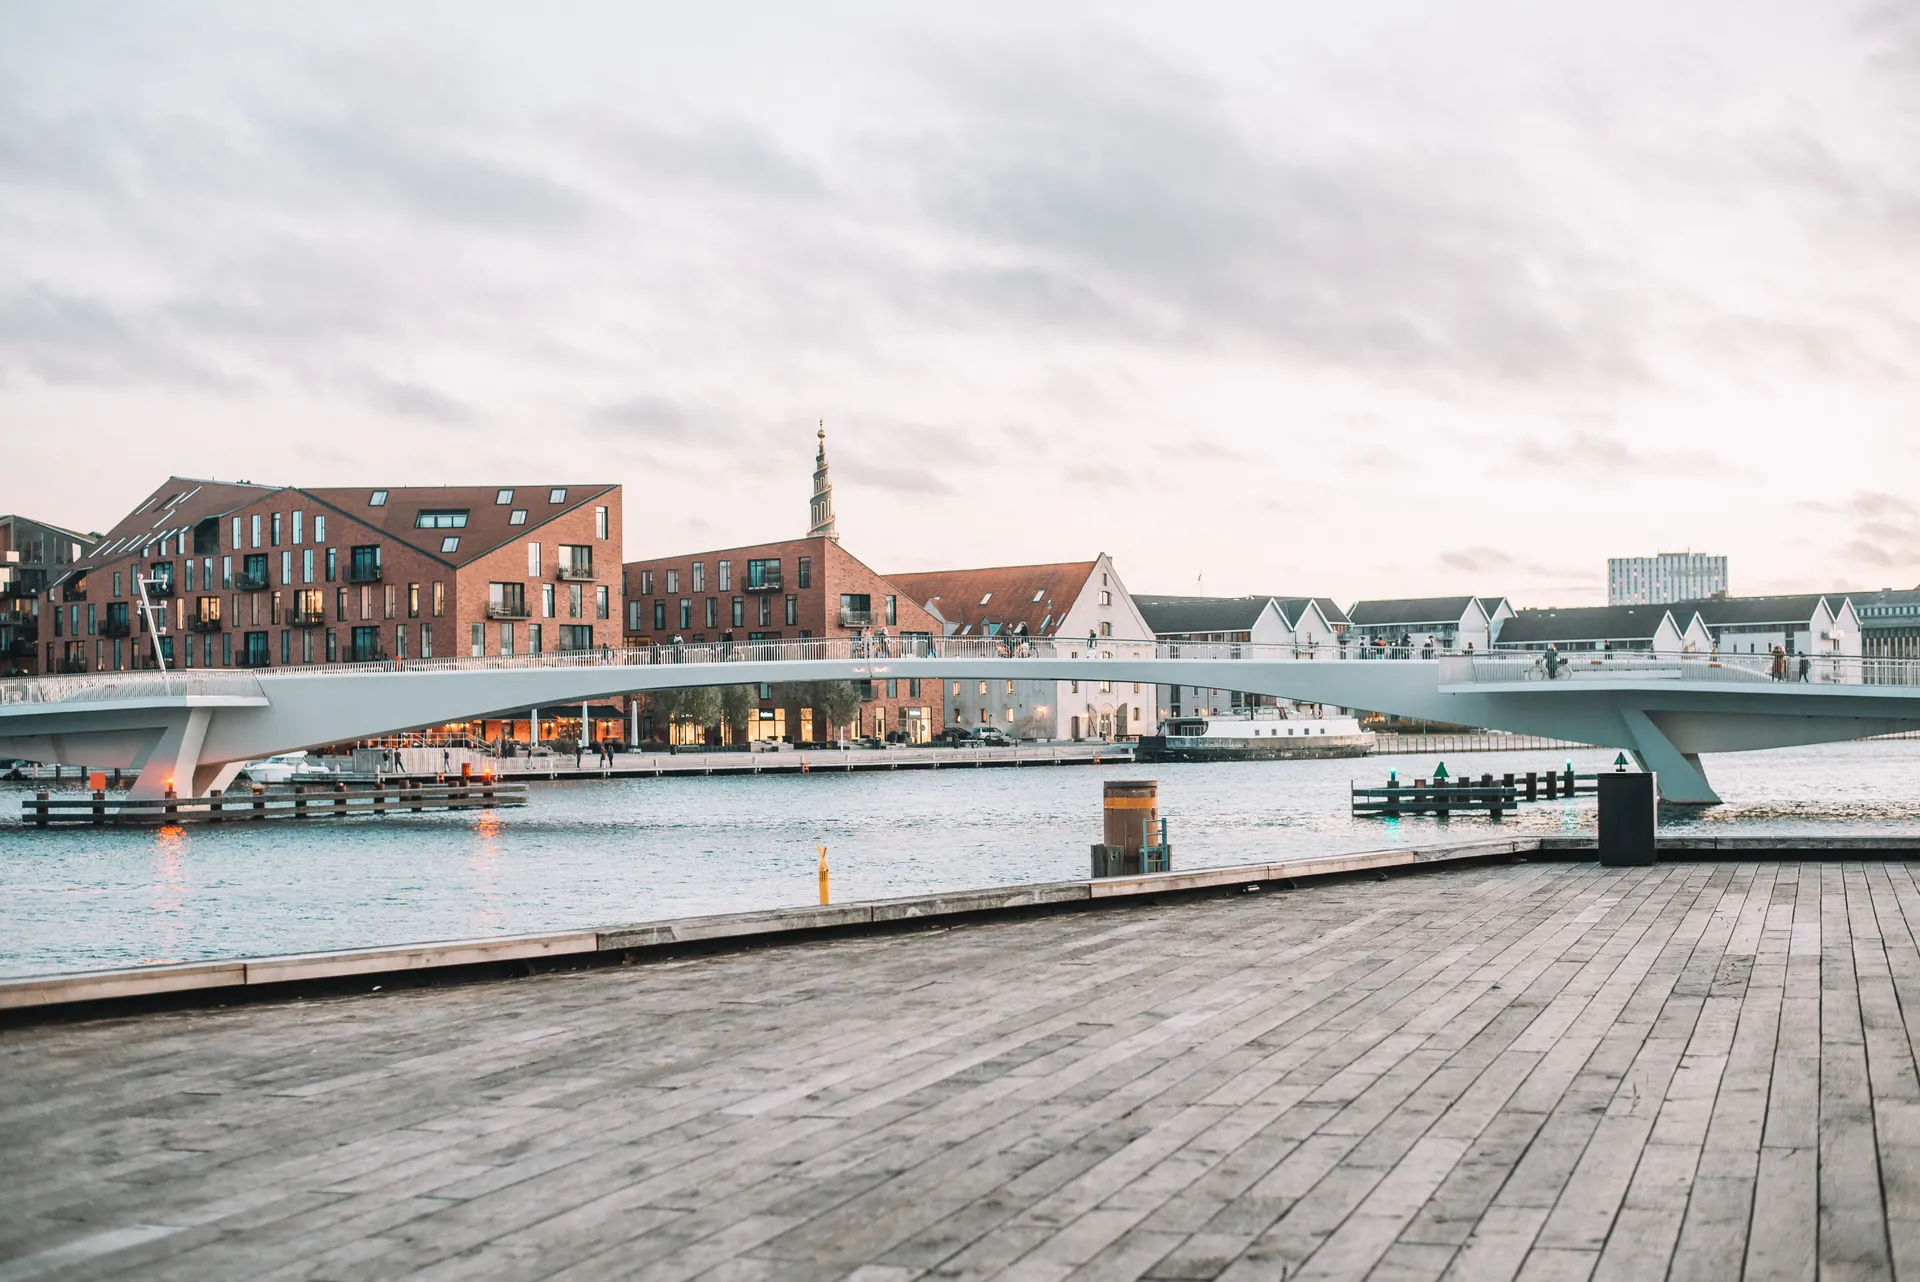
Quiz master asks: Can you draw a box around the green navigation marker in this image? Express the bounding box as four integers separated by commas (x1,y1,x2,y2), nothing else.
1433,761,1450,781
1614,752,1631,771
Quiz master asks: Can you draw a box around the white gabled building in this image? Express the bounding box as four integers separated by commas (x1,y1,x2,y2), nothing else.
888,553,1159,741
1492,605,1711,653
1346,596,1495,652
1681,594,1862,660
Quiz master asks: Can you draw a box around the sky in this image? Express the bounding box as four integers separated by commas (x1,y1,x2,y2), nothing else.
3,0,1919,606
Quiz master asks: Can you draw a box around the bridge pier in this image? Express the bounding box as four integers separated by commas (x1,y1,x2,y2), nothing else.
1618,708,1721,805
127,709,241,801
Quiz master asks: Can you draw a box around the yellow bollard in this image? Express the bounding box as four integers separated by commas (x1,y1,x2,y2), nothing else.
818,844,830,905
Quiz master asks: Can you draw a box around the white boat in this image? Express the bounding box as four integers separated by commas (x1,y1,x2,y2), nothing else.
1141,712,1373,761
238,750,332,784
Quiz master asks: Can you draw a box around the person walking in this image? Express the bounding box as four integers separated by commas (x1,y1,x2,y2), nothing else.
1771,646,1787,682
1798,653,1812,683
1545,644,1561,681
574,740,584,768
441,747,450,775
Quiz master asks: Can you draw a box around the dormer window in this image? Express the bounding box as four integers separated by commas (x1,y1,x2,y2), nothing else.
441,536,460,553
509,510,527,525
548,488,567,503
496,489,513,505
980,592,992,604
414,510,469,529
369,490,388,506
1032,590,1045,602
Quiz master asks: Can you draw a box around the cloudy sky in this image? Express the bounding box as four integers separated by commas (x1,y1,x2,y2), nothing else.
4,1,1919,604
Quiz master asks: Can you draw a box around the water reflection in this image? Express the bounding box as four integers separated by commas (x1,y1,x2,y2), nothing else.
144,823,192,965
468,808,503,935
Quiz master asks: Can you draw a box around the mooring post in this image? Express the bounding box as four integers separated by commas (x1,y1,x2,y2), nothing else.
1525,770,1538,802
34,790,48,828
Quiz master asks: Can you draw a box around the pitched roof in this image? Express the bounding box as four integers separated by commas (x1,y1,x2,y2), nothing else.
1494,605,1676,645
303,484,616,568
1853,589,1920,623
1269,596,1346,629
1133,595,1274,636
70,476,285,575
1346,596,1482,627
885,561,1097,636
1676,593,1846,628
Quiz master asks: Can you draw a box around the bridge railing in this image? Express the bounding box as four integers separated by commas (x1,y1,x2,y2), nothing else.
1442,650,1919,687
0,670,265,706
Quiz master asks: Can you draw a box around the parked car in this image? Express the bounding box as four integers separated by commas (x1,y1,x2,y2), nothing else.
932,727,978,747
973,726,1016,747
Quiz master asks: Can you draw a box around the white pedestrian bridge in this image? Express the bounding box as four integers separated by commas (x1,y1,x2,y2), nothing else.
4,638,1919,805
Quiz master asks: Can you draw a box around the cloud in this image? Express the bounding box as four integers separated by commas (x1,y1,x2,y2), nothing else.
577,117,827,199
897,34,1647,386
0,284,238,389
1510,431,1714,476
1437,544,1566,578
350,373,478,425
1802,490,1920,575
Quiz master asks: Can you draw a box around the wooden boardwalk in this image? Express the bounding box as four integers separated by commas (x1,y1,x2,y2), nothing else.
4,858,1919,1280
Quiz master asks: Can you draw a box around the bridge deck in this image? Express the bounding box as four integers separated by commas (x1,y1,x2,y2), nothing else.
4,858,1917,1280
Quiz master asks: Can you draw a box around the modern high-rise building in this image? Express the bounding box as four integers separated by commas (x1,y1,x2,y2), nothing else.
1607,553,1728,605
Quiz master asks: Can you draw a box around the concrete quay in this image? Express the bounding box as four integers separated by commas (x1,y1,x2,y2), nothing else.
8,841,1920,1279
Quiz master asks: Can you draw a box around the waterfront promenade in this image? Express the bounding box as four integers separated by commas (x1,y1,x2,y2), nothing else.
6,856,1917,1280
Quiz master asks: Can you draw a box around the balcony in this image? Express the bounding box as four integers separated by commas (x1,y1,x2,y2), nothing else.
290,612,326,628
188,617,223,633
486,602,531,621
556,563,595,582
348,565,383,584
236,652,275,668
232,573,269,591
144,580,175,598
101,618,132,637
744,575,783,593
7,639,36,659
839,609,873,628
56,657,89,674
0,609,31,628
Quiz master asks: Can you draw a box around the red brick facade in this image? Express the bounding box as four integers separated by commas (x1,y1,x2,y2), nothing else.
622,536,947,743
47,479,622,679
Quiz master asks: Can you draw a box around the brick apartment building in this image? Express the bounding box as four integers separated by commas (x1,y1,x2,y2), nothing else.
45,478,622,690
621,534,946,743
2,514,95,677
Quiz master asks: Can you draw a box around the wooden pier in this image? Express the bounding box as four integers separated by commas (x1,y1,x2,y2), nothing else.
21,779,527,827
1352,767,1600,816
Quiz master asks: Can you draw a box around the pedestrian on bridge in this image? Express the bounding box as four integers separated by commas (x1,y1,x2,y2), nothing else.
1771,646,1788,681
1799,654,1812,683
1545,645,1561,681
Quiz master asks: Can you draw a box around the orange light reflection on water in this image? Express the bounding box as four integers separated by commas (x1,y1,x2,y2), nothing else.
469,808,503,933
142,823,192,965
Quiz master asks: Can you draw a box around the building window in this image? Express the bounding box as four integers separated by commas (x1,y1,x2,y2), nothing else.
595,506,609,539
509,510,527,525
470,622,484,656
231,516,242,550
500,622,515,656
627,600,642,631
746,559,781,590
597,586,610,620
952,681,961,696
886,595,897,625
292,511,304,545
324,548,336,582
302,549,314,584
280,551,292,586
979,681,988,695
527,542,541,577
653,601,667,631
639,570,653,595
1099,621,1112,636
384,585,396,619
349,546,381,582
731,597,744,627
562,624,592,651
271,513,282,546
797,557,812,589
691,561,705,592
496,489,513,505
433,582,444,616
704,597,718,628
528,623,541,654
408,583,420,618
679,599,692,629
786,594,798,626
887,678,898,698
718,560,731,591
1099,590,1112,606
250,514,262,548
1006,679,1016,695
570,583,584,619
666,568,680,594
420,622,432,658
542,583,555,618
549,488,567,503
414,510,469,529
314,515,325,543
1100,681,1112,693
441,536,460,553
112,571,122,598
369,490,388,506
336,586,348,621
758,595,772,626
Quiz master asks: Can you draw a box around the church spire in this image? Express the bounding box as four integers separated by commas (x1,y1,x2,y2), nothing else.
809,420,839,542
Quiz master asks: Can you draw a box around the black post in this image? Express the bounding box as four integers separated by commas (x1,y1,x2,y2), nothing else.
1598,771,1657,866
1526,770,1538,801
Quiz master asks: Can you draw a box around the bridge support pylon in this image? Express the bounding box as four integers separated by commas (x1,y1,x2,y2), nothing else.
128,708,235,801
1618,708,1721,805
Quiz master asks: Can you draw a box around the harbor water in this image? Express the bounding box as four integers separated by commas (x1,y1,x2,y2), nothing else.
4,740,1920,978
